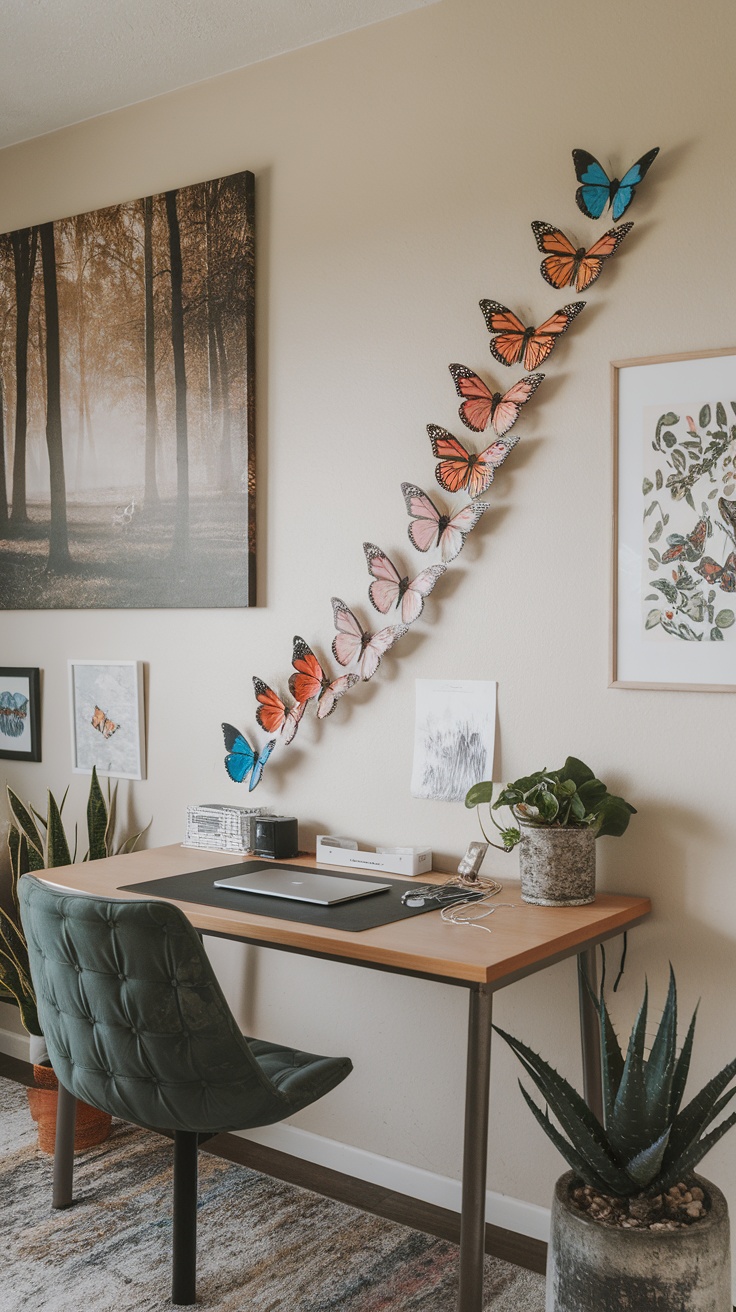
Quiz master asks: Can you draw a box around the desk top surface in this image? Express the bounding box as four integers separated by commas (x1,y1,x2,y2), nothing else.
36,844,652,987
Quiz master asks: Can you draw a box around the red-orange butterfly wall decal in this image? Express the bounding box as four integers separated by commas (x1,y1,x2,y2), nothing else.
479,300,585,371
531,220,632,292
448,365,544,435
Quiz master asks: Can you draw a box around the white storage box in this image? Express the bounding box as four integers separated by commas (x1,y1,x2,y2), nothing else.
184,805,273,855
316,835,432,878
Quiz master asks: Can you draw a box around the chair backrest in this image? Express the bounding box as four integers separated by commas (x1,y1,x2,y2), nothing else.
20,874,290,1134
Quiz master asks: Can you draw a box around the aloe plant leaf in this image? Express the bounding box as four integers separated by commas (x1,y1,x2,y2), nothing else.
6,787,44,856
658,1111,736,1195
598,988,625,1124
517,1083,613,1194
625,1128,671,1188
608,984,650,1157
46,792,71,868
494,1026,631,1193
669,1004,698,1117
664,1055,736,1170
644,965,678,1127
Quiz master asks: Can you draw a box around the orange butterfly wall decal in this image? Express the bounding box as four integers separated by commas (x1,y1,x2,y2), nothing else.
479,299,585,371
448,365,544,435
531,220,632,292
427,425,518,498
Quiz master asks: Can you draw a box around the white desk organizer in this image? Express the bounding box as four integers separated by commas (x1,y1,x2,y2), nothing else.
316,835,432,878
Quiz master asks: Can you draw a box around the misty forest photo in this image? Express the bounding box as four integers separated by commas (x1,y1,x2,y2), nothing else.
0,169,255,609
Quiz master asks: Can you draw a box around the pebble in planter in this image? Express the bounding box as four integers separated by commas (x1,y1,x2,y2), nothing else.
496,968,736,1312
465,756,636,905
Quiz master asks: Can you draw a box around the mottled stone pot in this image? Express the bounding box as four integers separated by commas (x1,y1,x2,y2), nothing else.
546,1172,732,1312
517,823,596,906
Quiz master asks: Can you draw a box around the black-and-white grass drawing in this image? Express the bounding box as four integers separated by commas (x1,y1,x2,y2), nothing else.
411,679,497,803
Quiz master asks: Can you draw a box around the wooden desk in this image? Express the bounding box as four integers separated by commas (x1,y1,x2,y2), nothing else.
39,845,651,1312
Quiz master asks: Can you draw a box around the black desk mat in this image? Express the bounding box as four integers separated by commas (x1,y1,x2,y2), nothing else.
121,861,473,933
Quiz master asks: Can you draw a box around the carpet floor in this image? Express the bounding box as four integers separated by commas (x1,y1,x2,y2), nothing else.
0,1076,545,1311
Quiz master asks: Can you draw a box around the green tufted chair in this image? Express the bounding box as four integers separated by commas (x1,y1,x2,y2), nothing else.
20,873,353,1305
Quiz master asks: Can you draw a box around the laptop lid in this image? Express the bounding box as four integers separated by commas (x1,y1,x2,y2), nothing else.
213,867,391,906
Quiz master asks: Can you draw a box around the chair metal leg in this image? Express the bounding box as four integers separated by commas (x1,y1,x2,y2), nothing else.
457,984,493,1312
172,1130,199,1305
578,947,604,1121
52,1082,77,1209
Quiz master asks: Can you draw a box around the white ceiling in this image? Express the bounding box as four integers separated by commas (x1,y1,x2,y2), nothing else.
0,0,437,150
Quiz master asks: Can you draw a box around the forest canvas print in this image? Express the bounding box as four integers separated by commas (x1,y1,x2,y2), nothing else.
0,169,255,608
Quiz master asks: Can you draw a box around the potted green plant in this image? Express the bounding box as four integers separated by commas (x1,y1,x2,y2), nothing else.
496,968,735,1311
0,768,147,1152
465,756,636,905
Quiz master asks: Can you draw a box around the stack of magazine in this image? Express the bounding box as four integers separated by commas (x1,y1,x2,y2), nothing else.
184,804,273,855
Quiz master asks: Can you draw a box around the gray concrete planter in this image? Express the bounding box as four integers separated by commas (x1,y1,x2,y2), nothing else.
517,822,596,906
546,1171,732,1312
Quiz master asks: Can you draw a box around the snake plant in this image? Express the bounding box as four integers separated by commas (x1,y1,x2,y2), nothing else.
0,770,147,1036
495,967,736,1198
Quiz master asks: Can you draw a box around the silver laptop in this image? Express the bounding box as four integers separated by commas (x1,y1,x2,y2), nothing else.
213,867,391,906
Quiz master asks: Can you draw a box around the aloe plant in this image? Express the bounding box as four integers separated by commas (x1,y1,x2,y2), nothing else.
495,968,736,1200
0,769,148,1036
465,756,636,852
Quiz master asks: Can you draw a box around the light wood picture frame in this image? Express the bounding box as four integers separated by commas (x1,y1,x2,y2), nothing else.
612,347,736,691
69,660,146,778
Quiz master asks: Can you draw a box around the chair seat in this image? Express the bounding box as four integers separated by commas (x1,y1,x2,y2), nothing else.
247,1037,351,1112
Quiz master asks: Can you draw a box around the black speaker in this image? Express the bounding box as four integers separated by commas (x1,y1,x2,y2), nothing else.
253,815,299,860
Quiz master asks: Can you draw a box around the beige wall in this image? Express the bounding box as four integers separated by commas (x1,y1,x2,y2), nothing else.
2,0,736,1241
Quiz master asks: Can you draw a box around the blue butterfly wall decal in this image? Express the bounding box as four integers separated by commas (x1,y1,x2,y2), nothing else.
222,723,276,790
573,147,659,221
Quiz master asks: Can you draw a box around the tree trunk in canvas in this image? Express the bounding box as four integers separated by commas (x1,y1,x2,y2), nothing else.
10,227,38,525
0,371,8,531
165,189,189,551
143,195,159,507
39,222,71,571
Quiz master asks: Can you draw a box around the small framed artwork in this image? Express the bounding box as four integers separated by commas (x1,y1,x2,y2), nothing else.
69,660,146,779
0,667,41,761
612,348,736,691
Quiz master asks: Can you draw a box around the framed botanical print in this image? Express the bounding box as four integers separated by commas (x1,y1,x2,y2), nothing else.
0,667,41,761
612,348,736,690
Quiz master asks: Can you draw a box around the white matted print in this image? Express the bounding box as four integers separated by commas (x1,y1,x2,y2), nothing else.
69,661,145,778
411,679,497,802
613,349,736,690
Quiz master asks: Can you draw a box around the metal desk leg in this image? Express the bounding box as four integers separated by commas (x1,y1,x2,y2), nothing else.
52,1081,77,1209
578,947,604,1121
457,984,493,1312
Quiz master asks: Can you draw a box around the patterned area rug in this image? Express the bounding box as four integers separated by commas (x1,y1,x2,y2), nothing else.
0,1076,545,1311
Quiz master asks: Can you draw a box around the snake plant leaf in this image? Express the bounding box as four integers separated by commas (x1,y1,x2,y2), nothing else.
6,787,44,857
46,792,71,868
0,939,41,1036
664,1054,736,1170
86,766,108,862
104,781,118,857
608,984,650,1158
658,1111,736,1196
625,1128,671,1188
116,820,151,856
494,1026,632,1194
517,1083,613,1194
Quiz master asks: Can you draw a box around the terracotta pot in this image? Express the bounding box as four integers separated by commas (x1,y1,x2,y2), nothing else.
517,823,596,906
27,1063,112,1155
546,1171,731,1312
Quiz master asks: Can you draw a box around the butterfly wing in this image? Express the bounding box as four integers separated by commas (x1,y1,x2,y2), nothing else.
694,556,724,583
282,699,306,745
288,636,325,703
468,435,520,497
572,149,612,219
253,677,287,734
364,543,403,614
522,303,585,371
612,147,659,220
438,500,490,563
359,624,408,681
573,223,633,291
222,722,256,784
331,597,366,667
479,301,527,368
448,364,496,432
531,221,578,289
402,563,446,624
720,552,736,593
427,425,473,494
316,673,359,719
249,738,277,792
488,374,544,438
401,482,442,552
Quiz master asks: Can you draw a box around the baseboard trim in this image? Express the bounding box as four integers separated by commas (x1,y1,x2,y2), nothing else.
0,1025,32,1064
